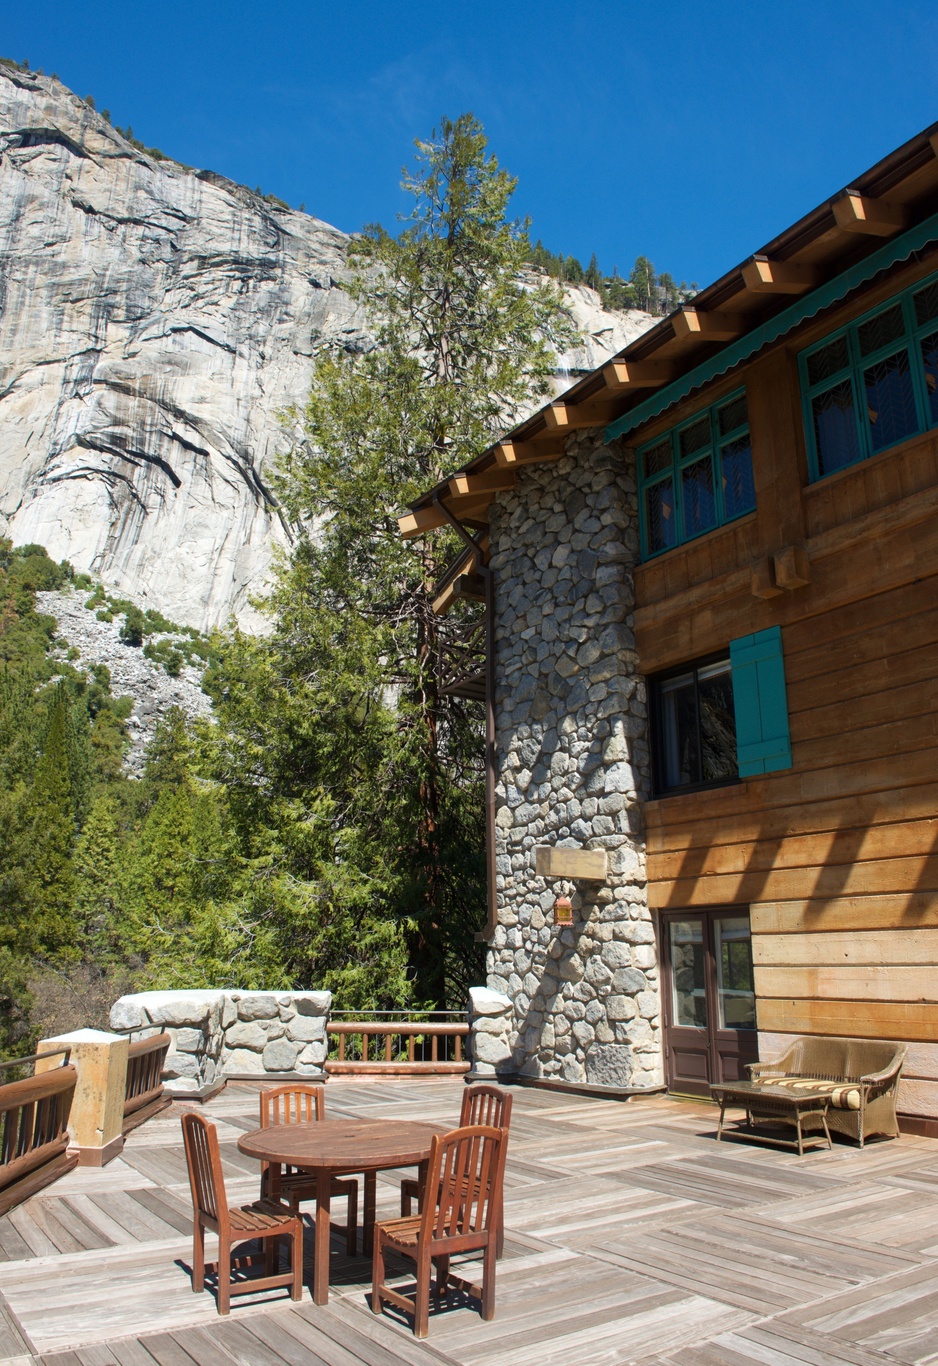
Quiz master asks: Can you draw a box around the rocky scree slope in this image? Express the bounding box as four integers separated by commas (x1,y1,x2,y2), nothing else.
1,68,653,630
38,586,212,776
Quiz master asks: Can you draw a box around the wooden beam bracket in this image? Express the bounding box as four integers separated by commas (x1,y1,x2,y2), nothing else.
773,545,811,591
602,359,676,391
672,307,747,342
750,557,783,600
742,256,821,295
833,191,908,237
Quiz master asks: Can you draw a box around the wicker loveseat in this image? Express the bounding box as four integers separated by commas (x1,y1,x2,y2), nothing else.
748,1036,907,1147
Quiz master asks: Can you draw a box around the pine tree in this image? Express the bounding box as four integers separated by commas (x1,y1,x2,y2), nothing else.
73,793,123,956
25,686,78,956
630,256,658,314
209,114,576,1009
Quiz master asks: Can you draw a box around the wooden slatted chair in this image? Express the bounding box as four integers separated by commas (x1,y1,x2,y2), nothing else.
259,1083,358,1255
400,1084,511,1256
373,1123,505,1338
181,1112,302,1315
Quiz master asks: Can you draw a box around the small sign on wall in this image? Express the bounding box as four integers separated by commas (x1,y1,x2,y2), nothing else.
535,846,607,880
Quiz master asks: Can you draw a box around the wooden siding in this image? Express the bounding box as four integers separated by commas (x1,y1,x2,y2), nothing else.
636,266,938,1118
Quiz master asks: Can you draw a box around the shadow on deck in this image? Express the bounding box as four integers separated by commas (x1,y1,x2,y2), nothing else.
1,1078,938,1365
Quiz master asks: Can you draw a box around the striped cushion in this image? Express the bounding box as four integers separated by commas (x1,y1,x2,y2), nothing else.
753,1076,862,1110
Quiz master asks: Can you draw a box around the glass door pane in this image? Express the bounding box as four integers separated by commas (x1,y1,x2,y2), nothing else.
715,915,755,1029
669,919,707,1027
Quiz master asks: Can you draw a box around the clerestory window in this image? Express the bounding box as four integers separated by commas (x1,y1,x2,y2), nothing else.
799,271,938,481
637,390,756,560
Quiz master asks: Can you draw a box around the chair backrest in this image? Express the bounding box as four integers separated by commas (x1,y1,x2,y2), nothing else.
260,1083,326,1128
181,1112,228,1232
460,1083,512,1134
421,1125,503,1243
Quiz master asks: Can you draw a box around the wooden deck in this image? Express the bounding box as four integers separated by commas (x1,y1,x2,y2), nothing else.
1,1079,938,1365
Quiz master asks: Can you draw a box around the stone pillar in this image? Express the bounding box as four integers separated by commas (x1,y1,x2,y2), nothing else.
468,987,513,1077
110,989,225,1094
36,1029,128,1166
486,430,663,1089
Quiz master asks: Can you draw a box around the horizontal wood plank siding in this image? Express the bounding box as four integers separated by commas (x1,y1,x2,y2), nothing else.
639,329,938,1118
754,965,938,1003
753,928,938,965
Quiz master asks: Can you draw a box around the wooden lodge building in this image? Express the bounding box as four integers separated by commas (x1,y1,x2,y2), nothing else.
400,123,938,1132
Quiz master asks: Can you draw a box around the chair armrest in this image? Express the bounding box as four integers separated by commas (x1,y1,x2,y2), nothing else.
860,1062,903,1087
748,1062,785,1080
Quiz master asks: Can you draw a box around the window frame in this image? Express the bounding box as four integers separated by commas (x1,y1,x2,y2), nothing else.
649,649,741,798
636,387,755,562
799,269,938,482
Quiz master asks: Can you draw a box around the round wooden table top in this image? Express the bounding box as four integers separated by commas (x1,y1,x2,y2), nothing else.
237,1116,445,1172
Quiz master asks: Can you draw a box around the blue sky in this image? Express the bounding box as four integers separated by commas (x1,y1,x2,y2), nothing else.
4,1,938,289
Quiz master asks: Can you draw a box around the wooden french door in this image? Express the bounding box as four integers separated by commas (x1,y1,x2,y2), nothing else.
660,909,758,1097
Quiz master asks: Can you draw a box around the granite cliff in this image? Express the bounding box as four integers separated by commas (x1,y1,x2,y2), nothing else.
0,66,653,629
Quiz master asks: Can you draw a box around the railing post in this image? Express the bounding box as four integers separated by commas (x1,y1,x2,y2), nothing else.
36,1030,129,1167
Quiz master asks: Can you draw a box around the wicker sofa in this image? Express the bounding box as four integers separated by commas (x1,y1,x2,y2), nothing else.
748,1036,907,1146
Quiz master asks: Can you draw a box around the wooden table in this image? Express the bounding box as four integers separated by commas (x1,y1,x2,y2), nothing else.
710,1081,833,1155
237,1116,443,1304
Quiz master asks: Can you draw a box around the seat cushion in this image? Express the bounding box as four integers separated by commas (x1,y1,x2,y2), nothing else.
752,1076,861,1110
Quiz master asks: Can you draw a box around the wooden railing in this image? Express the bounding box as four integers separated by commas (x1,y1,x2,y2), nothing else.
0,1049,77,1216
123,1033,172,1134
326,1013,470,1076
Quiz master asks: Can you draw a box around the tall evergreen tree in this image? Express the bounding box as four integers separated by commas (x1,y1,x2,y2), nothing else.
25,686,78,956
630,255,657,314
208,113,576,1008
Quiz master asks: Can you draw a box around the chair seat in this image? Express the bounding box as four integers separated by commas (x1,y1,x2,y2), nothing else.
229,1197,298,1235
751,1076,862,1110
377,1214,423,1251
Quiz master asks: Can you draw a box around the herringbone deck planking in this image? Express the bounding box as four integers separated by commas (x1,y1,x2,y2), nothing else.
0,1079,937,1364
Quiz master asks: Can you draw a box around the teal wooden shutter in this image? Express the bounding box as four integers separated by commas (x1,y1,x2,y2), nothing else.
729,626,792,776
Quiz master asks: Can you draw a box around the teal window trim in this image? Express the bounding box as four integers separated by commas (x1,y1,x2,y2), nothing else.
799,269,938,481
729,626,792,777
637,388,754,560
605,209,938,445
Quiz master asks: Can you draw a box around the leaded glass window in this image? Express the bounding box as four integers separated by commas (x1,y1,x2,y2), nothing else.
637,390,755,559
800,270,938,479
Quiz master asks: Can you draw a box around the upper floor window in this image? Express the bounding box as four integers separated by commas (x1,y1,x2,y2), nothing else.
637,390,756,560
652,653,738,794
650,627,792,796
800,272,938,480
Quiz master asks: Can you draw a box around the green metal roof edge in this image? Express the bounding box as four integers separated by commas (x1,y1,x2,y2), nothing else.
604,211,938,444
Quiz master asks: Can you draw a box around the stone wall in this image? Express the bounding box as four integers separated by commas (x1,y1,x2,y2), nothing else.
110,989,331,1093
486,428,663,1089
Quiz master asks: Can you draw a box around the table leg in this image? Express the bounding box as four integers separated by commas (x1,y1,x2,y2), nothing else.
313,1166,331,1305
716,1097,726,1141
363,1172,377,1257
822,1109,833,1150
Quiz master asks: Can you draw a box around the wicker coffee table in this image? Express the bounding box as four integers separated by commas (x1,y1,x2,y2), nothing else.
710,1080,833,1155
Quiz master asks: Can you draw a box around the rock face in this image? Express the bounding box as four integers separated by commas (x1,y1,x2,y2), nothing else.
0,68,653,630
0,67,365,631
